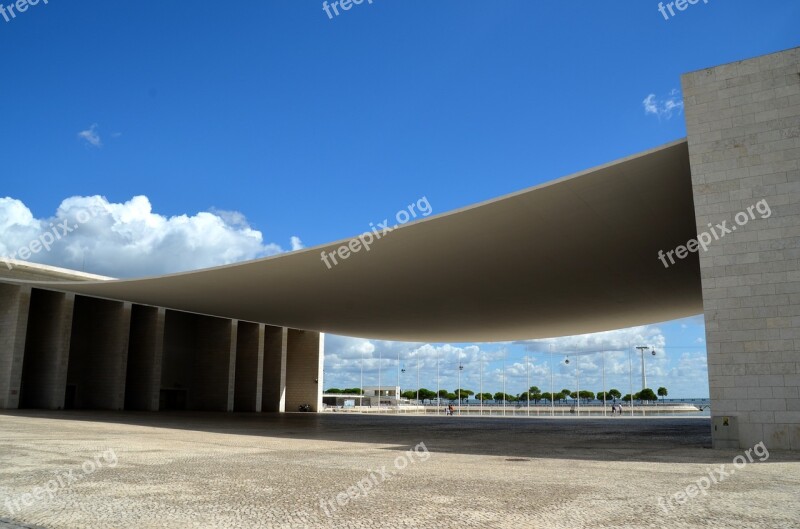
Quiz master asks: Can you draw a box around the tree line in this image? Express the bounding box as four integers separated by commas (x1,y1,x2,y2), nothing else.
325,386,670,404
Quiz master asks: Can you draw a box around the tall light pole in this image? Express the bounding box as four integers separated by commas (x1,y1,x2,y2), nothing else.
549,343,555,417
602,350,606,417
502,349,507,417
360,348,364,407
396,351,401,413
436,348,440,415
378,349,382,408
479,353,483,417
457,351,464,416
526,355,530,417
628,347,634,417
416,354,420,413
636,345,649,391
576,354,580,417
401,366,406,414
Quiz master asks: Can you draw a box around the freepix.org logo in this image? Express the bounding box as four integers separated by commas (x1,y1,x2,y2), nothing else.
320,196,432,270
1,0,49,24
657,0,710,21
657,199,771,269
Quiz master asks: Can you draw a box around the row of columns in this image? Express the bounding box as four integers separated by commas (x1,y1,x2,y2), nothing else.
0,283,324,413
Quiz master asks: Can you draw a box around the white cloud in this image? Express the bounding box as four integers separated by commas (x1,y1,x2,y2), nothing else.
642,89,684,120
324,324,709,399
0,195,302,278
77,123,102,147
290,236,304,251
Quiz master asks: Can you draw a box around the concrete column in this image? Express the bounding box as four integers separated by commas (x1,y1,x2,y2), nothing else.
683,47,800,449
285,330,324,412
66,297,131,410
255,325,265,412
125,306,165,411
226,320,238,412
234,321,263,412
19,289,74,409
0,283,31,409
261,326,287,412
186,315,235,412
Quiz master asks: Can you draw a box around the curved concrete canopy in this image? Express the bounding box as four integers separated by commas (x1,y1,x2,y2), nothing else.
18,139,702,342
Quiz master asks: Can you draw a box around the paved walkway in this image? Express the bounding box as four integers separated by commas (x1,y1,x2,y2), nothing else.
1,411,798,528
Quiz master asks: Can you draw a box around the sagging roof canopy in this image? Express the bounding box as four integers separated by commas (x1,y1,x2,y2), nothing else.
13,139,702,342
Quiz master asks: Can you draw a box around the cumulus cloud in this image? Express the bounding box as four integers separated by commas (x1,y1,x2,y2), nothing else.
642,89,684,120
0,195,302,278
77,123,102,147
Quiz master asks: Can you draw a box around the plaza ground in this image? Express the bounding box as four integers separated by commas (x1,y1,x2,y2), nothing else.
1,412,798,529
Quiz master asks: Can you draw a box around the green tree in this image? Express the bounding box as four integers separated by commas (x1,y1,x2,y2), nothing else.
657,387,668,403
540,392,552,402
325,388,341,394
579,390,595,403
445,392,457,402
596,391,607,402
401,390,416,399
494,392,515,402
342,388,363,395
418,388,437,403
529,386,542,403
438,389,449,399
622,393,633,402
639,388,658,402
454,389,474,403
475,392,493,402
608,389,622,402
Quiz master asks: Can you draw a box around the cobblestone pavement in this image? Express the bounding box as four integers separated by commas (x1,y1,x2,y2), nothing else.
1,411,798,529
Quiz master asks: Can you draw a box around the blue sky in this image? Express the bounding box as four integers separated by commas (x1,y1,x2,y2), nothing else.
1,1,798,398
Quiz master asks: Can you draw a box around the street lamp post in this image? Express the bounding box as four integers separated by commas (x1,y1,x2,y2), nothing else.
502,350,507,417
602,350,607,417
549,343,554,417
479,353,483,417
360,348,364,408
436,348,440,415
457,352,464,416
576,354,580,417
636,345,649,391
396,351,401,414
401,366,407,414
378,349,382,409
526,355,530,417
628,347,634,417
416,355,420,413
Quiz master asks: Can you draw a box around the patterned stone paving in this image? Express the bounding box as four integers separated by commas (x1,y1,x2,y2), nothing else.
1,411,799,529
